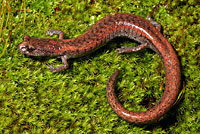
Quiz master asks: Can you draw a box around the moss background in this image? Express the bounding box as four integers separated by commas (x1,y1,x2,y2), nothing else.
0,0,200,133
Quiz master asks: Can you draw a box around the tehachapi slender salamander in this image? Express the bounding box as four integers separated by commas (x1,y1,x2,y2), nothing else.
18,13,181,124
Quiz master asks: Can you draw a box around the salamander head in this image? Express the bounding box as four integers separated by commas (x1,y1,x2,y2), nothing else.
18,35,55,56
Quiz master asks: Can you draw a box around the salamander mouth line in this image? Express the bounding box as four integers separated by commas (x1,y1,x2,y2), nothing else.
19,45,54,56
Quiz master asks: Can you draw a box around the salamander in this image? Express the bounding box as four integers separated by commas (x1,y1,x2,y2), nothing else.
18,13,181,124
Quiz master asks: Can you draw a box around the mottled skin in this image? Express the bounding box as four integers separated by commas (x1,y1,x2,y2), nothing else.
18,13,181,124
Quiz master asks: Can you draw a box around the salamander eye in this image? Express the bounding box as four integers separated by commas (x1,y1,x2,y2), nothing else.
23,35,30,42
28,45,35,50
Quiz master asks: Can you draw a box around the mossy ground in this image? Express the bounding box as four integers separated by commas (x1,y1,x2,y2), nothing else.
0,0,200,133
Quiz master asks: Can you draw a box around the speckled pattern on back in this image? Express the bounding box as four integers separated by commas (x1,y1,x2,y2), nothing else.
18,13,181,124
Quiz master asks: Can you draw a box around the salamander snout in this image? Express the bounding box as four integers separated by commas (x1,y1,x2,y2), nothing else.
18,35,36,55
18,43,35,52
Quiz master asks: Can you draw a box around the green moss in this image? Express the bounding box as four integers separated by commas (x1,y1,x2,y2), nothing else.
0,0,200,133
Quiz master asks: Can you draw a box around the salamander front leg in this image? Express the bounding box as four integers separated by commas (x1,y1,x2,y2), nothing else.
48,55,69,72
116,43,148,54
45,29,65,39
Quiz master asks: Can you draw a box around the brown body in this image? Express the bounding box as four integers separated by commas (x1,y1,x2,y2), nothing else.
18,13,181,124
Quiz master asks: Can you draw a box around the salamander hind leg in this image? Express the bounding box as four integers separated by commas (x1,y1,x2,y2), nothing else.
147,16,161,32
117,43,148,54
45,29,65,39
48,55,69,72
